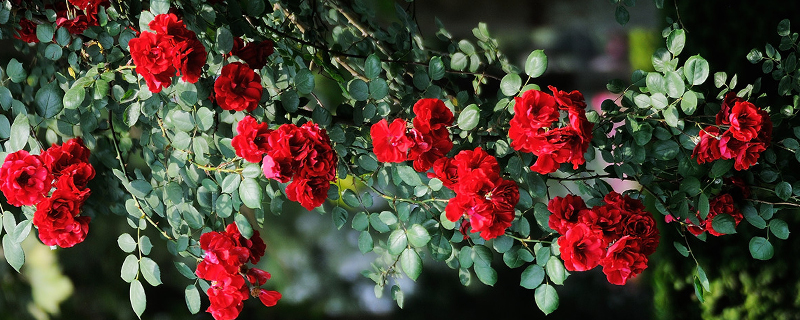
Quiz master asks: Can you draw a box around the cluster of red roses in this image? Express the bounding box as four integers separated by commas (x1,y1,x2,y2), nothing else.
14,0,110,43
666,178,747,236
692,93,772,171
0,138,95,248
370,98,454,172
128,13,207,93
509,86,594,175
232,116,337,210
213,37,274,112
430,147,519,240
548,191,659,285
195,223,281,320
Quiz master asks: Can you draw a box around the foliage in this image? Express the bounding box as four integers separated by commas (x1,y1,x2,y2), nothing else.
0,0,799,319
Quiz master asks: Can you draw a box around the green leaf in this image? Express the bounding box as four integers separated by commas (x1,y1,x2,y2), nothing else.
525,50,548,78
215,27,233,54
368,79,389,100
238,178,262,209
358,231,373,253
652,139,679,160
332,206,348,230
388,229,408,255
749,236,774,260
428,56,445,81
673,241,690,257
63,84,87,110
130,279,147,318
662,105,680,127
364,54,381,80
150,0,170,15
184,285,201,314
545,258,567,285
128,180,152,198
684,55,710,85
396,165,423,186
679,177,702,196
36,23,54,43
742,204,766,229
120,254,139,283
117,234,138,253
457,104,480,131
44,43,62,60
35,85,63,119
349,79,369,101
280,90,300,113
769,219,790,240
234,213,253,239
9,113,30,152
400,248,422,281
174,261,197,280
500,73,522,96
2,235,24,272
775,181,792,201
295,68,315,95
7,59,26,83
535,284,559,315
451,52,468,71
680,90,698,115
614,6,630,26
777,19,791,37
711,214,737,234
664,71,685,98
520,264,545,289
666,29,686,55
710,160,734,178
139,257,162,286
406,224,431,248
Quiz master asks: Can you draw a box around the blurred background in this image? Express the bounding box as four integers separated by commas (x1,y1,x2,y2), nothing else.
2,0,800,319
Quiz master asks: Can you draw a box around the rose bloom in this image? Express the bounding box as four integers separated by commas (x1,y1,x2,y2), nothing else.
558,223,606,271
548,194,589,235
148,13,206,83
258,289,282,307
528,126,587,174
232,115,272,163
196,228,252,280
407,127,453,172
578,205,623,244
600,236,649,285
715,92,746,126
549,85,588,112
33,188,91,248
427,157,459,189
285,177,331,211
129,31,178,93
43,138,92,176
0,150,53,207
726,100,763,142
55,163,95,194
692,126,723,164
621,211,659,255
412,98,454,134
215,62,263,112
295,122,337,181
469,204,515,240
233,39,275,70
509,89,559,153
206,273,250,320
56,13,92,34
703,193,743,236
452,147,500,182
718,130,767,171
14,18,39,43
370,118,413,163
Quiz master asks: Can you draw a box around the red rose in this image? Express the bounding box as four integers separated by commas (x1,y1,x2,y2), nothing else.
547,194,589,234
246,268,271,286
558,223,606,271
148,13,206,83
261,124,306,182
427,157,459,189
529,126,587,174
55,163,95,196
469,205,515,240
0,150,52,207
718,130,766,171
206,273,249,320
716,92,746,126
509,90,559,153
412,98,454,134
129,31,178,93
549,85,588,112
258,289,282,307
600,236,648,285
56,13,92,34
33,188,91,248
578,205,623,244
452,147,500,182
43,138,91,176
215,62,263,112
692,126,723,164
296,122,336,181
621,211,659,255
727,100,763,142
232,115,272,163
370,118,413,163
197,230,251,279
285,177,330,211
489,178,519,212
232,40,275,70
703,193,743,236
407,128,452,172
14,18,39,43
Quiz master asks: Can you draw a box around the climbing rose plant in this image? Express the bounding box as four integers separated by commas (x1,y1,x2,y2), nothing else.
0,0,799,318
